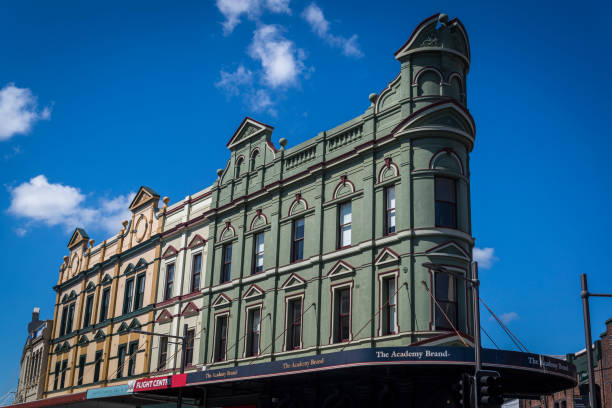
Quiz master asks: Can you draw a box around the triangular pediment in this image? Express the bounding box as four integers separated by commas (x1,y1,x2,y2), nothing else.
86,281,96,292
156,309,173,324
94,330,106,342
426,241,470,261
118,322,129,334
281,273,306,290
374,247,400,266
135,258,148,270
124,263,135,275
226,117,274,150
181,302,199,317
78,335,89,347
327,260,355,279
243,284,265,300
162,245,179,259
212,293,232,308
188,234,206,249
128,319,141,330
129,186,160,212
101,274,112,285
60,341,70,353
67,228,89,249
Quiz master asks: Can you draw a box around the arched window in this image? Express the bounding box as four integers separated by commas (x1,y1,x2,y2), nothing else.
417,71,441,96
235,157,244,178
449,76,463,102
250,149,259,172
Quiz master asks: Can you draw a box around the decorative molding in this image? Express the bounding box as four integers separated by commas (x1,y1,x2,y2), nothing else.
374,247,401,267
219,222,236,241
226,117,274,149
162,245,179,259
181,302,199,317
188,234,206,249
429,149,464,175
156,309,173,324
281,273,307,290
425,241,470,261
327,260,355,279
332,175,356,200
377,157,400,183
212,293,232,308
243,284,265,300
249,210,268,231
288,193,308,217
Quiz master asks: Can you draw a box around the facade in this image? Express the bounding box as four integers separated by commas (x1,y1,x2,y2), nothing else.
150,187,213,375
43,186,166,397
15,308,52,403
521,317,612,408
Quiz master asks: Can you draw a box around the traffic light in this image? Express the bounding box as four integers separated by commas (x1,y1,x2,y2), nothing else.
476,370,503,407
452,373,473,407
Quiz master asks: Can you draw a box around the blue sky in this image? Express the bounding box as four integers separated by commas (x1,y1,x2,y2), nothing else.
1,0,611,399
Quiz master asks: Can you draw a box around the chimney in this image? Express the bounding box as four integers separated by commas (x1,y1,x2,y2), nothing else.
32,307,40,321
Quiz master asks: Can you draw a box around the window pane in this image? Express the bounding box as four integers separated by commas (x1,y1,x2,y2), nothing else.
435,274,456,301
386,187,395,210
435,177,456,203
341,224,351,247
294,218,304,240
387,209,396,232
435,201,457,228
340,290,350,314
256,233,264,253
224,245,232,262
192,253,201,291
340,202,352,225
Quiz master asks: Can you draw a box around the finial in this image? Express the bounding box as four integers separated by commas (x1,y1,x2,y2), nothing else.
438,13,448,25
162,196,170,207
89,239,95,247
216,169,224,177
369,93,378,105
63,256,69,263
279,138,288,150
122,220,128,228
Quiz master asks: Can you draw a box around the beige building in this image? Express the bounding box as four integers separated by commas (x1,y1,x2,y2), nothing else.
15,308,52,403
149,186,212,374
44,186,168,397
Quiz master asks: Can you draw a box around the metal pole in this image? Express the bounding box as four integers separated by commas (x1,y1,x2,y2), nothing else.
177,324,188,408
472,261,481,408
581,274,597,408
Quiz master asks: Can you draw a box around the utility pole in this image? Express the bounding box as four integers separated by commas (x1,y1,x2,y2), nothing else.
580,274,612,408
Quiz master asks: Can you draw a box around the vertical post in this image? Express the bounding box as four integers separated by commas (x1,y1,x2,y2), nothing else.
471,261,481,408
581,274,597,408
177,324,188,408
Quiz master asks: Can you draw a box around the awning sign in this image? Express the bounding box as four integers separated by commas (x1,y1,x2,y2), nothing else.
132,373,187,392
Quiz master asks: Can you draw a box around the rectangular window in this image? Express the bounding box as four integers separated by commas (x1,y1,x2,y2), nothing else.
117,344,127,379
99,288,110,323
292,218,305,262
435,177,457,228
338,202,352,248
158,336,168,370
93,351,102,382
83,294,94,328
185,329,195,365
191,253,202,292
59,306,67,336
66,303,75,334
221,244,232,283
246,308,261,357
53,362,60,390
127,342,138,377
334,288,351,343
60,360,67,389
382,277,397,335
123,278,134,314
253,233,265,274
164,263,175,301
134,273,146,310
287,299,302,350
385,186,396,235
214,315,228,362
434,273,458,330
77,355,86,385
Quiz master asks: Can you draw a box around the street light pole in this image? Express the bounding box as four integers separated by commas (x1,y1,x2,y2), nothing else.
177,323,188,408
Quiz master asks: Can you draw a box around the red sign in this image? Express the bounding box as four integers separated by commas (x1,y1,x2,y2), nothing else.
132,374,187,392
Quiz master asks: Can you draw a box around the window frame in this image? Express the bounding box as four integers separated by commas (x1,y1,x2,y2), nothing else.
291,217,305,262
221,244,232,283
252,232,265,274
184,329,195,366
99,287,110,323
83,294,94,329
158,336,168,371
432,270,459,331
66,303,75,335
53,362,60,390
434,176,457,229
123,277,134,314
213,313,229,362
330,283,353,344
93,351,103,383
191,252,202,292
127,341,138,377
134,273,146,310
337,201,352,249
59,306,67,336
285,296,303,351
379,272,399,336
164,263,175,301
384,185,396,235
117,344,127,379
60,360,67,389
77,354,86,386
244,305,262,357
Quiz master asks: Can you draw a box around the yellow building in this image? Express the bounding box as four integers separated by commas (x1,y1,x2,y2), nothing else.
44,186,168,397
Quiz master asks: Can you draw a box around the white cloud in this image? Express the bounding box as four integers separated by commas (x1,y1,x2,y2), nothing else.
215,65,254,96
249,24,305,88
7,175,135,235
301,3,363,58
0,84,51,141
499,312,519,324
473,247,499,269
248,89,277,116
15,227,27,237
216,0,291,35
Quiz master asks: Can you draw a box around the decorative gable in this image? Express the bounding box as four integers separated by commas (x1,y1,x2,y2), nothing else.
78,335,89,347
188,234,206,249
94,330,106,342
67,228,89,249
181,302,199,317
162,245,179,259
281,273,306,290
212,293,232,308
327,260,355,279
129,186,160,212
156,309,173,324
425,241,470,261
226,117,274,150
374,247,400,267
243,284,265,300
